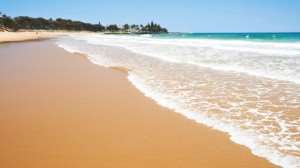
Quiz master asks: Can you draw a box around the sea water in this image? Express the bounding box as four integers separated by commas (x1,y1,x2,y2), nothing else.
57,32,300,168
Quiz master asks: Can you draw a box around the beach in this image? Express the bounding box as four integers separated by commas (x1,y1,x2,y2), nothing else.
0,38,277,167
58,33,300,167
0,31,95,43
0,31,67,43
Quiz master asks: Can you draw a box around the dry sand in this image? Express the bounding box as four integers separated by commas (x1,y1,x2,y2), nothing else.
0,40,277,168
0,31,93,43
0,31,65,43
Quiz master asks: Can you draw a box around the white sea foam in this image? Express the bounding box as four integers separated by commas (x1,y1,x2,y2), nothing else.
67,34,300,84
127,74,300,168
139,34,152,38
56,34,300,168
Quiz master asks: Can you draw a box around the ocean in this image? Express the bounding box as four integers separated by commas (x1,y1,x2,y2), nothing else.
153,32,300,42
56,32,300,168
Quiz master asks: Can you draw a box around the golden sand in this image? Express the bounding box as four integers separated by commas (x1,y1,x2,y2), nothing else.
0,31,95,43
0,31,64,43
0,41,277,168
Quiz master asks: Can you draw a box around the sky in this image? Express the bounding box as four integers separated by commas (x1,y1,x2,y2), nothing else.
1,0,299,32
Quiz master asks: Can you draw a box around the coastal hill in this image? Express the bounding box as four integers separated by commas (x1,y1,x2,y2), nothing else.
0,12,168,34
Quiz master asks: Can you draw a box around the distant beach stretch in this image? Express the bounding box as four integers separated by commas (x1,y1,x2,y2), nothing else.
0,34,276,168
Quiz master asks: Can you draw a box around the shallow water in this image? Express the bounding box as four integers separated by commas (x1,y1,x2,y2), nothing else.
57,34,300,168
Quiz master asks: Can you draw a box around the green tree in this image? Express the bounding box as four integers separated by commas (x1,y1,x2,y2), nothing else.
0,13,168,33
130,24,139,31
0,12,3,27
141,21,168,33
2,14,16,31
122,24,130,31
106,24,120,32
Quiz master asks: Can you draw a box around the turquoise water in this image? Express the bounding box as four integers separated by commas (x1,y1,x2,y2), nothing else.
152,32,300,42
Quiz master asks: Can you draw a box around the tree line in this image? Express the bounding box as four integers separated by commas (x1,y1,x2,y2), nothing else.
0,12,168,33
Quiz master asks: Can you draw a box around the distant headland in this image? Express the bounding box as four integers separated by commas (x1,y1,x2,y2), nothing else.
0,12,168,34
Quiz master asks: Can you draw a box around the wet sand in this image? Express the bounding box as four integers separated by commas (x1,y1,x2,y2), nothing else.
0,40,276,168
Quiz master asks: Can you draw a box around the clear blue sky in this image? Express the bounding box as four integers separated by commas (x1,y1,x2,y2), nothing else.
1,0,299,32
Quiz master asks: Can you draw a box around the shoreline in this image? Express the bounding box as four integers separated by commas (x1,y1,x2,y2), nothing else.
0,40,277,168
56,33,300,168
0,31,96,43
